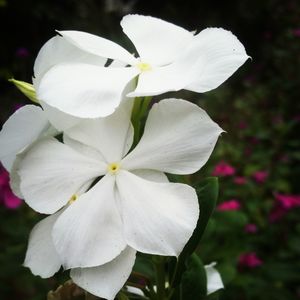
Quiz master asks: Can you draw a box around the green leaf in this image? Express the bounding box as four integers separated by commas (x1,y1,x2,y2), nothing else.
215,211,248,230
9,78,39,103
171,177,219,286
132,254,155,281
216,262,237,285
192,177,219,248
181,254,207,300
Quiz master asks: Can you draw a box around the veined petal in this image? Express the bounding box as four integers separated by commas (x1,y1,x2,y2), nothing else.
24,211,62,278
71,247,136,300
121,14,194,66
52,175,126,269
122,99,223,174
18,137,103,214
59,30,137,65
65,101,134,163
116,170,199,256
38,64,139,118
33,35,106,88
0,105,50,171
128,28,249,97
184,28,250,92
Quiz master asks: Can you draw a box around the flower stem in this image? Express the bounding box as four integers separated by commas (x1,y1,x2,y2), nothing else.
155,257,166,300
131,96,152,146
139,96,152,118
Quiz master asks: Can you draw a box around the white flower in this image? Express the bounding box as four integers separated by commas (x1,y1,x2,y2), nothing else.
0,105,51,171
205,262,224,295
35,14,249,118
19,98,222,299
0,102,83,174
24,211,136,300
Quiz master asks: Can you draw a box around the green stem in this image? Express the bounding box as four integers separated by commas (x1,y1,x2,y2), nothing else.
155,257,166,300
139,96,152,118
131,96,152,146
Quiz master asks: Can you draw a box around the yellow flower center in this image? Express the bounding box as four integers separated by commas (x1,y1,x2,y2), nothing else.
107,162,121,174
137,62,152,72
68,194,78,204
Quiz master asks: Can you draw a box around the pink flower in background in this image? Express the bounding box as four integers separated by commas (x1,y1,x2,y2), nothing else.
269,206,286,222
272,115,283,126
292,28,300,37
212,161,235,177
293,114,300,122
252,171,268,183
13,103,25,111
269,193,300,222
238,121,248,130
245,223,258,233
275,193,300,209
0,165,22,209
238,253,263,268
263,31,272,40
15,47,30,58
217,199,241,211
244,147,252,156
234,176,247,185
279,154,289,163
249,136,260,145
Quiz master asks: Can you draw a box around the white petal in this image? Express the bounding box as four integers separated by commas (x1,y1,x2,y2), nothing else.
0,105,50,171
71,247,136,300
9,155,23,198
122,99,223,174
65,102,134,163
109,59,127,68
52,175,126,269
121,14,194,66
128,65,189,98
18,138,103,214
24,211,62,278
131,169,169,183
184,28,249,92
205,262,224,295
116,170,199,256
41,100,81,131
33,35,106,88
126,286,145,297
128,28,249,98
38,64,139,118
59,30,137,65
63,135,106,162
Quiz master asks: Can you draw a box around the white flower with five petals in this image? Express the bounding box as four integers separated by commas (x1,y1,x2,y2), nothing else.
18,98,223,299
35,14,249,118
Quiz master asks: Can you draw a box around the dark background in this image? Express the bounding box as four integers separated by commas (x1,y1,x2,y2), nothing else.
0,0,300,299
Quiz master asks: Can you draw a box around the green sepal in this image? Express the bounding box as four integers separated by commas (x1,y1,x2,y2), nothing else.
47,280,86,299
171,177,219,287
116,291,130,300
9,78,39,103
181,254,207,300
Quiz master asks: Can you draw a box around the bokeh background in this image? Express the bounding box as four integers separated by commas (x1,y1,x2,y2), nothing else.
1,0,300,299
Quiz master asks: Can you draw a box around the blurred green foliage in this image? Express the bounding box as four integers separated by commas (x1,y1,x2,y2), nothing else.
0,0,300,299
